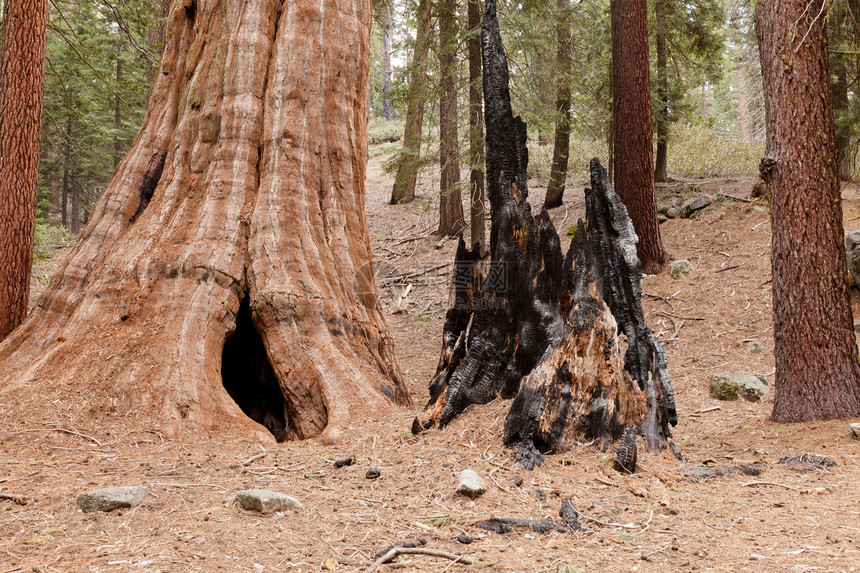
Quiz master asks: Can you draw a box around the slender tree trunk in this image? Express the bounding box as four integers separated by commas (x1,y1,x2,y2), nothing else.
0,0,48,340
114,42,124,169
736,57,751,143
544,0,572,210
701,81,708,122
0,0,409,440
833,53,851,181
438,0,465,236
381,6,394,121
390,0,432,204
653,0,668,184
467,0,485,250
61,115,72,228
611,0,667,274
757,0,860,421
70,175,80,234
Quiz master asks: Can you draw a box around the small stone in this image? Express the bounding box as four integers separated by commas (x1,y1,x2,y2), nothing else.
76,486,148,513
658,213,668,224
680,195,712,218
509,476,523,488
747,341,765,354
456,469,487,498
670,260,693,280
666,206,680,219
235,489,302,514
365,468,381,479
457,534,473,544
851,423,860,439
854,319,860,336
710,373,768,402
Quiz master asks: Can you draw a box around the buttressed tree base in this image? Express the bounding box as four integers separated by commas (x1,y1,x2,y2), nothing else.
414,0,677,468
0,0,409,441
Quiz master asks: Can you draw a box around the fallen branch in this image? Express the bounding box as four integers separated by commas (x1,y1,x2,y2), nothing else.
656,311,706,321
0,492,27,505
366,547,473,572
718,192,753,203
740,481,799,491
242,452,267,466
7,427,103,446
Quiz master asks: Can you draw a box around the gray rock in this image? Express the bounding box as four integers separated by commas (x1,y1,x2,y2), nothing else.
657,201,679,216
235,489,302,514
854,320,860,336
710,373,768,402
670,260,693,279
666,206,680,219
658,213,668,224
77,486,148,513
456,469,487,498
747,341,765,354
846,230,860,287
851,423,860,439
680,195,712,218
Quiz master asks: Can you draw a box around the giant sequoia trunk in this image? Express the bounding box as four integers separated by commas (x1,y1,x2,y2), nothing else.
413,0,676,468
757,0,860,421
0,0,409,441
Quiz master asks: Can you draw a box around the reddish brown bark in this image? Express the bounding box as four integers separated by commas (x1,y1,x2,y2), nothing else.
467,0,485,250
543,0,572,210
653,0,668,184
390,0,432,204
757,0,860,421
0,0,48,340
0,0,408,440
438,0,465,236
611,0,667,274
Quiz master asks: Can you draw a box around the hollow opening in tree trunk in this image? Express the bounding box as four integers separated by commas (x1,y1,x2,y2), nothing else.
221,294,296,442
129,152,166,223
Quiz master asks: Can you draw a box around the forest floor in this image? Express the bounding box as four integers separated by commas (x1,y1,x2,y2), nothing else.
3,147,860,573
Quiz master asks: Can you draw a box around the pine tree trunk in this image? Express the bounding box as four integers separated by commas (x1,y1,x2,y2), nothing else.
70,175,81,234
757,0,860,421
438,0,465,236
833,53,851,181
0,0,48,340
736,56,751,143
0,0,409,441
467,0,485,251
115,42,123,169
543,0,572,210
381,6,394,121
653,0,668,184
390,0,432,204
611,0,667,274
414,0,676,467
62,115,72,228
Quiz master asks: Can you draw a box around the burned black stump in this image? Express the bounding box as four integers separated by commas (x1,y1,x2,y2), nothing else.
412,0,677,468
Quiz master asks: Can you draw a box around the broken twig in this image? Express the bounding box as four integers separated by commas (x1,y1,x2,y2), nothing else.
366,547,473,572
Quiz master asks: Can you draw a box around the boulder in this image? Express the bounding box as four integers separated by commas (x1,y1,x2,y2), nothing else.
235,489,302,514
845,230,860,287
77,486,148,513
670,260,693,280
851,423,860,438
710,373,768,402
747,341,765,354
456,469,487,498
680,195,712,218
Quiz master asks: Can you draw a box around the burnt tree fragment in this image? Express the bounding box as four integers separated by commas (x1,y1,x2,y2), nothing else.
412,0,676,468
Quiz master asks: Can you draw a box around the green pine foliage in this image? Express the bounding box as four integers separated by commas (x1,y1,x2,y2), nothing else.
38,0,157,231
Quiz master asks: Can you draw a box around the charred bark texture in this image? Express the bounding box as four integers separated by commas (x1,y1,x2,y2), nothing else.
413,0,676,467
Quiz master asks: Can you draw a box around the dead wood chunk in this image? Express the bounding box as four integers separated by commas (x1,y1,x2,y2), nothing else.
559,498,581,530
682,464,766,480
778,454,837,469
374,538,427,562
477,517,567,534
751,178,768,198
613,426,638,474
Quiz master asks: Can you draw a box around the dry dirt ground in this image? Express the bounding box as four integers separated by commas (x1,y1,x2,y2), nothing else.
3,148,860,573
